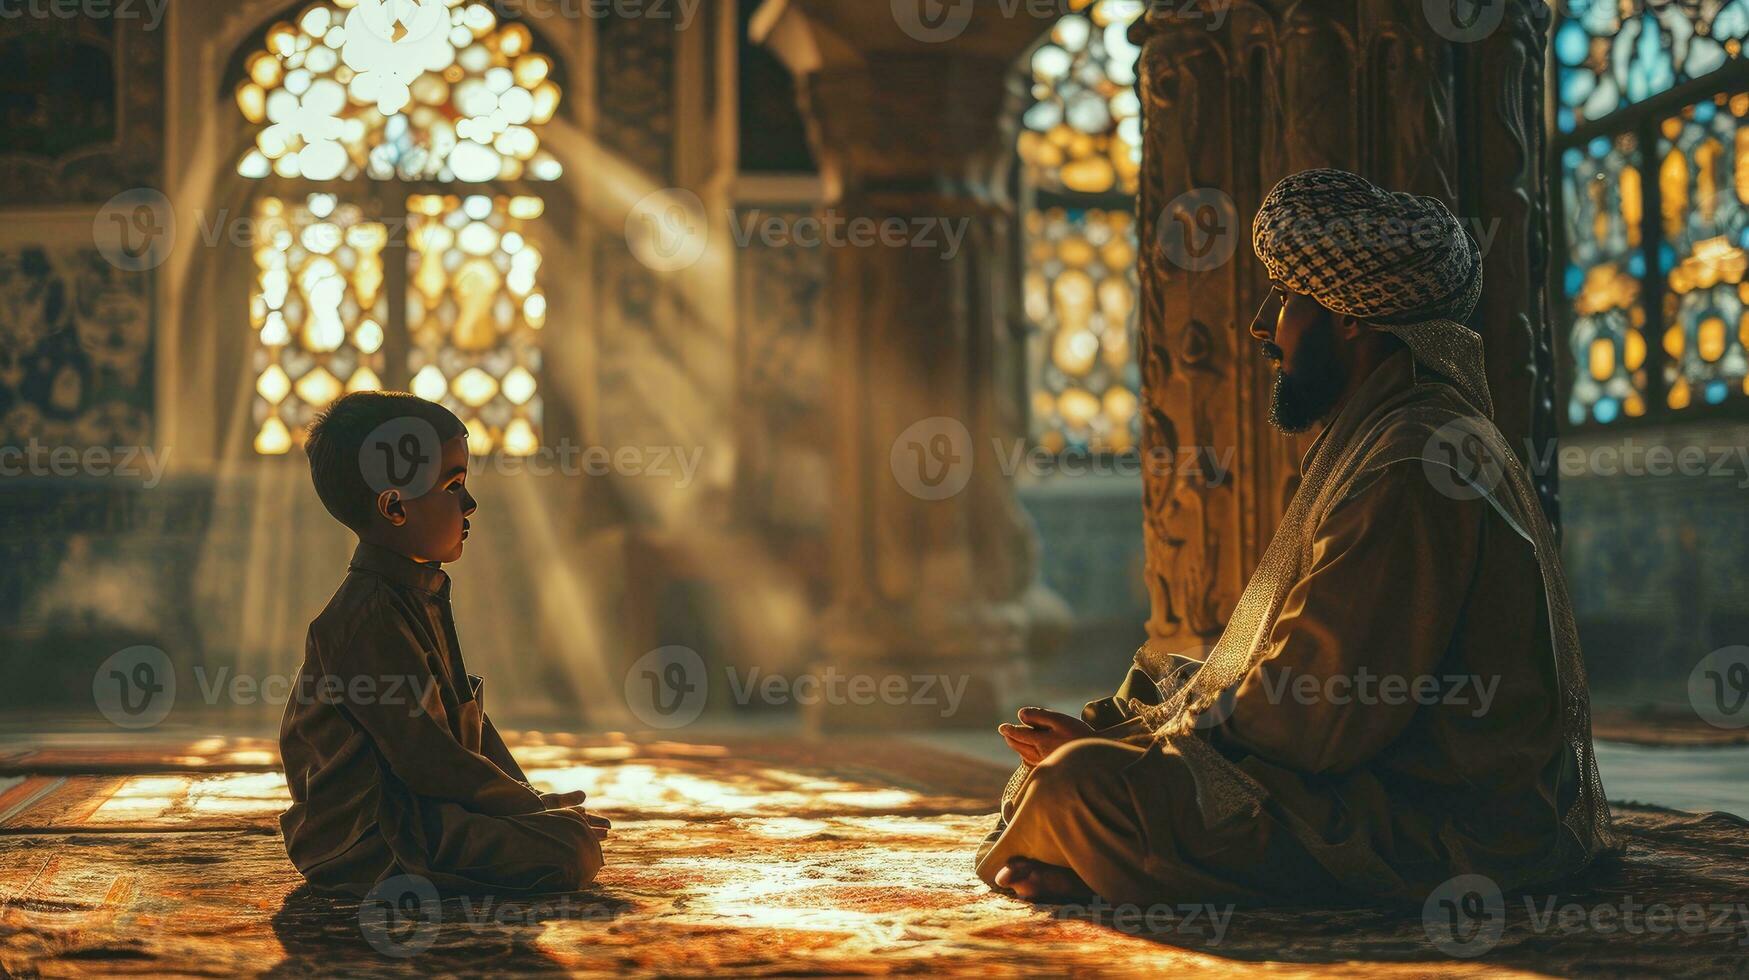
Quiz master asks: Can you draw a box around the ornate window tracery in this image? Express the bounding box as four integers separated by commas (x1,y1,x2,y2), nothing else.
237,0,558,454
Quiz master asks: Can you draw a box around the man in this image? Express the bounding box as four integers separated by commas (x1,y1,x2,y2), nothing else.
975,169,1619,906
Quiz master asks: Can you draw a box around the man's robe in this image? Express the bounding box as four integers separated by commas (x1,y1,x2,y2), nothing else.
976,351,1605,905
279,543,602,896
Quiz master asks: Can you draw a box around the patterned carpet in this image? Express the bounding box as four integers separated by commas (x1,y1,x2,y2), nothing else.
0,734,1745,977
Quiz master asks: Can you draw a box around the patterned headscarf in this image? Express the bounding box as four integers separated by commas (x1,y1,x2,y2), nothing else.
1251,169,1494,416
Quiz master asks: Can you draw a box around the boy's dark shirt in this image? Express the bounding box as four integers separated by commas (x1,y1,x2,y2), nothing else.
279,542,593,893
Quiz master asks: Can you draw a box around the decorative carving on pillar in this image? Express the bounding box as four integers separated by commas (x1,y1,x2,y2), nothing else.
1133,1,1558,647
754,0,1059,726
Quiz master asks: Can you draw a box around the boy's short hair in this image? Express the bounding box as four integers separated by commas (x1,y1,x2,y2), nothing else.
305,392,467,532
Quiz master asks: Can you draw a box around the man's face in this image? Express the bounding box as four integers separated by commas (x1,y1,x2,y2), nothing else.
391,435,476,564
1249,281,1348,433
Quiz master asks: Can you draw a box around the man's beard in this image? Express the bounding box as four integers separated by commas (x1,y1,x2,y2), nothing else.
1265,316,1347,434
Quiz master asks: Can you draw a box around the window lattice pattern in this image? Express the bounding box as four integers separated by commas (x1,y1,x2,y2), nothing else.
1555,0,1749,133
251,193,389,455
235,0,562,183
1557,2,1749,424
1016,0,1143,195
407,193,545,456
1564,132,1649,424
1659,92,1749,409
1024,207,1140,454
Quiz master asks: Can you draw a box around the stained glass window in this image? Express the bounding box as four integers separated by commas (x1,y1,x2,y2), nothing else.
1556,4,1749,423
1016,0,1144,196
236,1,561,455
407,193,545,456
1019,2,1143,456
1659,93,1749,409
235,0,562,182
1563,133,1648,423
1555,0,1749,132
1024,208,1140,453
250,193,389,455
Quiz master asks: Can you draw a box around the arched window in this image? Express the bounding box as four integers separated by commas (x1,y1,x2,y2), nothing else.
1016,0,1143,456
1556,1,1749,425
234,0,561,455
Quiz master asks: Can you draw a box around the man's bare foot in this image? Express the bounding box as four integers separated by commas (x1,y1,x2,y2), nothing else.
992,858,1094,903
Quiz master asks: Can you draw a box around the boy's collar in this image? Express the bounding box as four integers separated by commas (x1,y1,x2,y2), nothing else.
349,541,450,596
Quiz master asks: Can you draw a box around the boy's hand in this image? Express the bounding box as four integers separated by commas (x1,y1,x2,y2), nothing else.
540,790,611,840
998,706,1095,767
540,790,587,809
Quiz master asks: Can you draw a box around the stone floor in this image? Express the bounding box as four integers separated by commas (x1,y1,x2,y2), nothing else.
0,732,1745,978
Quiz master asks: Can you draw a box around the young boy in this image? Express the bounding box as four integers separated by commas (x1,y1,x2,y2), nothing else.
278,391,607,896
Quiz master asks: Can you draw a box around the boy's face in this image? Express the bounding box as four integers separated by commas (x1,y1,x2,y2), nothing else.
380,435,476,564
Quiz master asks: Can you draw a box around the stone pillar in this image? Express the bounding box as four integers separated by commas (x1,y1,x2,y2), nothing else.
1132,1,1558,648
753,0,1061,728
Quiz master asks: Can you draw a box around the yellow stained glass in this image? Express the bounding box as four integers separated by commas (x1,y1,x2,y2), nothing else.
1023,207,1141,453
234,0,564,183
406,194,545,454
1589,337,1616,381
254,416,293,456
1017,0,1144,195
1699,315,1728,361
1669,378,1692,409
1624,328,1646,371
250,194,388,453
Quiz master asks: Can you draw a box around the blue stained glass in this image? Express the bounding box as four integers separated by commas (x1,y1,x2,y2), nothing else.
1706,381,1729,404
1556,20,1589,66
1560,108,1577,133
1695,100,1717,123
1561,70,1596,107
1558,3,1742,126
1720,0,1749,40
1561,132,1646,424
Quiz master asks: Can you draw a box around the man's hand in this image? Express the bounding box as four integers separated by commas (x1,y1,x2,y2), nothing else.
582,811,611,840
998,706,1095,766
540,790,612,839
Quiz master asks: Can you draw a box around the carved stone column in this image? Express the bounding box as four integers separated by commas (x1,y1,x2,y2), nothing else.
753,0,1060,728
1133,1,1558,648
